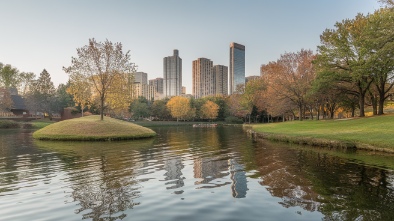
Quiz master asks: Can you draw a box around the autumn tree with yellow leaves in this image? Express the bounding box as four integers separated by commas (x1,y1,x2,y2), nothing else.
63,38,136,120
66,73,92,117
200,100,219,121
166,96,194,121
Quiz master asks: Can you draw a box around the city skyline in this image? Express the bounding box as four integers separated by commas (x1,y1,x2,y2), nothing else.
0,1,381,94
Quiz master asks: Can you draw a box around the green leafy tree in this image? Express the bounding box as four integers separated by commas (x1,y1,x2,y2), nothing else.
130,97,151,120
315,14,373,117
63,38,136,120
0,63,20,89
151,99,171,120
18,72,36,96
363,8,394,114
25,69,55,118
53,83,74,115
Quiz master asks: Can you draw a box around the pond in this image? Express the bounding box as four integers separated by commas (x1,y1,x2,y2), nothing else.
1,126,394,221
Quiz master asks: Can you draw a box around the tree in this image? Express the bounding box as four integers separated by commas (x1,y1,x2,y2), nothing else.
53,83,74,115
130,97,151,120
18,72,36,96
24,69,55,118
0,88,13,111
200,100,219,121
63,38,136,120
315,14,373,117
261,49,316,120
67,73,92,117
105,72,134,116
0,63,20,89
152,99,171,120
363,8,394,115
242,78,266,123
166,96,193,121
35,69,56,116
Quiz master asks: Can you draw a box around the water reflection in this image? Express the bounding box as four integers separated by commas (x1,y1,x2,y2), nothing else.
34,139,154,221
163,158,184,189
1,127,394,220
252,140,394,220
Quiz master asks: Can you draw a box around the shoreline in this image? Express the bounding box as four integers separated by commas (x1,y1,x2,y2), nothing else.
245,127,394,154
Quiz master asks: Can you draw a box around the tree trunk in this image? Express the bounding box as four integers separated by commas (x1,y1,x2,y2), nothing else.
299,105,303,121
378,97,385,115
100,96,104,120
359,91,365,117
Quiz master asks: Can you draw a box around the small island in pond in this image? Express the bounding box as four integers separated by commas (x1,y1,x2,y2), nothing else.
33,115,156,141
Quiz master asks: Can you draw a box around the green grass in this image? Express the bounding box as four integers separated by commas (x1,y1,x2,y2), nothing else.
250,114,394,151
33,115,156,141
30,118,56,129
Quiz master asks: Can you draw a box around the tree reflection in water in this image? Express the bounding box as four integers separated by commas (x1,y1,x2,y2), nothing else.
252,140,394,220
34,139,154,221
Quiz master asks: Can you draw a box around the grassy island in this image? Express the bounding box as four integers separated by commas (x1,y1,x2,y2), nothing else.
249,114,394,152
33,115,156,141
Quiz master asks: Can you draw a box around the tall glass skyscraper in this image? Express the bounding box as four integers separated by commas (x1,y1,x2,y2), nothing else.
229,42,245,94
163,49,182,97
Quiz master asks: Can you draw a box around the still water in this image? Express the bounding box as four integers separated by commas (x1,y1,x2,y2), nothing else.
1,126,394,221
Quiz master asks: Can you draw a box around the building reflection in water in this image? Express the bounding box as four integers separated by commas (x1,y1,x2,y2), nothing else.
193,157,230,187
228,159,248,198
163,158,184,189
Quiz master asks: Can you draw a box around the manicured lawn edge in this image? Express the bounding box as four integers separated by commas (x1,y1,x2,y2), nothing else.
246,115,394,153
33,115,156,141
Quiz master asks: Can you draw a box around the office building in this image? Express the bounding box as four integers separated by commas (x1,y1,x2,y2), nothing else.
149,77,164,94
229,42,245,94
213,65,228,96
163,49,182,97
192,58,214,99
134,72,148,85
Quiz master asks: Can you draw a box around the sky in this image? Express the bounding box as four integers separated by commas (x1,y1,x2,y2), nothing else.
0,0,381,94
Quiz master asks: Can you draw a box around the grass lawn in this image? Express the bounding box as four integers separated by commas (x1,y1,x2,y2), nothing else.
251,114,394,151
30,118,56,129
33,115,156,141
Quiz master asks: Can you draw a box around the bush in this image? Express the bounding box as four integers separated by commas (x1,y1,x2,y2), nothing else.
0,120,20,129
22,123,33,129
225,116,243,124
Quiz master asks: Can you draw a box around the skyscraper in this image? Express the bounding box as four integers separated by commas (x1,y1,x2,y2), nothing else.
229,42,245,94
163,49,182,97
213,65,228,96
192,58,213,99
134,72,148,85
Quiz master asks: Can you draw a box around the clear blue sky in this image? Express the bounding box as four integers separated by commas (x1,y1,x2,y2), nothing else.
0,0,380,94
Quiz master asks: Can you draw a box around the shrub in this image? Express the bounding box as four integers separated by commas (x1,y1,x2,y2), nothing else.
0,120,20,129
225,116,243,124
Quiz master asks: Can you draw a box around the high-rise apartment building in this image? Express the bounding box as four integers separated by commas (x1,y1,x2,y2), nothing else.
133,83,156,101
134,72,148,85
163,49,182,97
213,65,228,96
149,77,164,94
229,42,245,94
192,58,214,99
